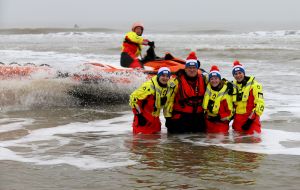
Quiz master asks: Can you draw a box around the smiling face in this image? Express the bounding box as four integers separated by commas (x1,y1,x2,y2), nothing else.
158,73,170,85
233,70,245,82
209,76,221,87
134,26,143,36
185,66,198,77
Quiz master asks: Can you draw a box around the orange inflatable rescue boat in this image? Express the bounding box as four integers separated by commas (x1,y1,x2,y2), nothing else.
0,46,186,84
0,62,56,80
70,51,186,84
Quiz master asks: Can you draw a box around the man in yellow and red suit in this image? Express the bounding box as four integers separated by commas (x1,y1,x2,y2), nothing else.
121,22,154,68
129,67,171,134
231,61,265,134
202,65,233,134
165,52,207,133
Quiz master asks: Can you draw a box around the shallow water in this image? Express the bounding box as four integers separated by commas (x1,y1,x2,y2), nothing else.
1,28,300,189
0,107,300,190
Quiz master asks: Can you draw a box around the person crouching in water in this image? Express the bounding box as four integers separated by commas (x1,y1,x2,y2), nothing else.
121,22,154,69
202,65,233,134
165,52,206,133
129,67,171,134
231,61,265,134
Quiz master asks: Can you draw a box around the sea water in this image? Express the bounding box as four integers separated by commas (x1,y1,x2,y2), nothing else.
0,28,300,190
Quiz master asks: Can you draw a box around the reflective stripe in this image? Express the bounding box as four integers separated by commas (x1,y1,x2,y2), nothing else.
233,76,255,102
130,75,170,117
121,31,144,56
203,84,228,115
233,76,265,115
217,91,227,98
150,77,169,116
205,88,212,97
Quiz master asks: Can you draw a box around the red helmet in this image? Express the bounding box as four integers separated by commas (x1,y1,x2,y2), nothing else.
131,22,144,32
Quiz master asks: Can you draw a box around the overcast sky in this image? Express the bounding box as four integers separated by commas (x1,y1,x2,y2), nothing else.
0,0,300,30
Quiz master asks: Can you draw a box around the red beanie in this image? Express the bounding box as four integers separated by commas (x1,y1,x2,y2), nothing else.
232,60,245,76
209,65,221,80
186,52,197,60
185,52,199,68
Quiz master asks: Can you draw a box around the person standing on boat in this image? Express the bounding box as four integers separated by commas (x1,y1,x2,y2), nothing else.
202,65,234,134
129,67,171,134
165,52,206,133
121,22,154,68
231,60,265,134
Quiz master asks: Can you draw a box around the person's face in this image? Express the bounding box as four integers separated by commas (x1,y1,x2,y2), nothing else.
185,66,198,77
134,27,143,36
209,76,221,87
233,71,245,82
158,73,170,85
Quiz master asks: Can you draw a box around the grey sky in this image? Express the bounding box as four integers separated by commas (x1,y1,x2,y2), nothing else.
1,0,299,30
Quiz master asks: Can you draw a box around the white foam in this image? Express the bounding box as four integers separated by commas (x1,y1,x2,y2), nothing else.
0,115,134,170
246,30,300,37
0,49,121,72
181,128,300,156
0,146,136,170
0,111,300,171
263,91,300,119
0,78,78,109
0,118,34,133
1,30,300,73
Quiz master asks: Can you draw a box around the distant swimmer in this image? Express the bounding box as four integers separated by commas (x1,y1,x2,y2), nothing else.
120,22,154,68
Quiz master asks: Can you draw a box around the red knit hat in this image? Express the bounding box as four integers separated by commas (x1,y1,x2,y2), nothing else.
209,65,221,80
232,60,245,76
185,52,199,68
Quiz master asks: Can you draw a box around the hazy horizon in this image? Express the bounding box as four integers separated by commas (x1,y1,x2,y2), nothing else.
1,0,300,32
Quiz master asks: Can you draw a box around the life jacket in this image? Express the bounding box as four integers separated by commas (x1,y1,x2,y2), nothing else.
129,75,170,117
170,70,206,114
203,83,233,120
121,31,143,57
232,76,264,116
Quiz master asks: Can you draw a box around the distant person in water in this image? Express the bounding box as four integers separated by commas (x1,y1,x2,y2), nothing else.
231,60,265,134
129,67,171,134
121,22,154,69
202,65,233,134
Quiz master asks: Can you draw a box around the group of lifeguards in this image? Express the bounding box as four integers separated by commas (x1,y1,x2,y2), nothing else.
125,22,265,135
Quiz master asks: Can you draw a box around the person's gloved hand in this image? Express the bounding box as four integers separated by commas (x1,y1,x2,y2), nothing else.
207,115,220,122
242,118,254,131
148,41,155,48
136,114,147,126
